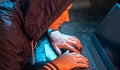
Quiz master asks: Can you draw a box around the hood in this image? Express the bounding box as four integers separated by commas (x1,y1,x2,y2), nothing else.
20,0,74,42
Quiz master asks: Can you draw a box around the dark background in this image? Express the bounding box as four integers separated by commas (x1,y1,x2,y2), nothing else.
60,0,120,70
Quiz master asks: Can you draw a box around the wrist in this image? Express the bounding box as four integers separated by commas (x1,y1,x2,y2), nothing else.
48,28,60,36
47,28,54,36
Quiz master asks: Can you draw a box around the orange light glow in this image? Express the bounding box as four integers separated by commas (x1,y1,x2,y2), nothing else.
49,4,73,30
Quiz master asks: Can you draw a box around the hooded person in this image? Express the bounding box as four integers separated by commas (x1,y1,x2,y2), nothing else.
0,0,88,70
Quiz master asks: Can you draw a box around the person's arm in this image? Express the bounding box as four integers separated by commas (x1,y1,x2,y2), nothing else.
42,52,88,70
0,40,23,70
47,10,82,55
0,1,26,70
48,29,82,55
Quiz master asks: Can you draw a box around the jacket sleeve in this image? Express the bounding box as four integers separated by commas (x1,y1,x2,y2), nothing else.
43,62,59,70
0,1,33,70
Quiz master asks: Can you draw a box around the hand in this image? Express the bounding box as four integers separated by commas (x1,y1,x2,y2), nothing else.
50,31,82,55
52,52,89,70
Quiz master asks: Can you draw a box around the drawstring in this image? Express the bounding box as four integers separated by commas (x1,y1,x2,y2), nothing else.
31,41,37,64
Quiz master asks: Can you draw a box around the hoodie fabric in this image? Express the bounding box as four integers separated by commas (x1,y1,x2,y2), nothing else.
0,0,74,70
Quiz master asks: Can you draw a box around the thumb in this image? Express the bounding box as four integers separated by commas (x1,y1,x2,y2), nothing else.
52,42,62,55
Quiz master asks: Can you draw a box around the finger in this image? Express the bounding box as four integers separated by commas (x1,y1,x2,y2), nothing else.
75,54,88,61
69,36,80,42
63,50,70,54
74,42,83,50
66,40,80,50
76,58,88,64
76,63,89,68
70,52,79,55
52,42,62,55
72,54,88,61
68,37,82,50
67,39,77,45
66,40,82,51
72,54,88,64
64,43,80,53
69,36,77,40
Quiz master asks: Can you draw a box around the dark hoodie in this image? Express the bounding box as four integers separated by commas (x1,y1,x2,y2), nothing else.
0,0,74,70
